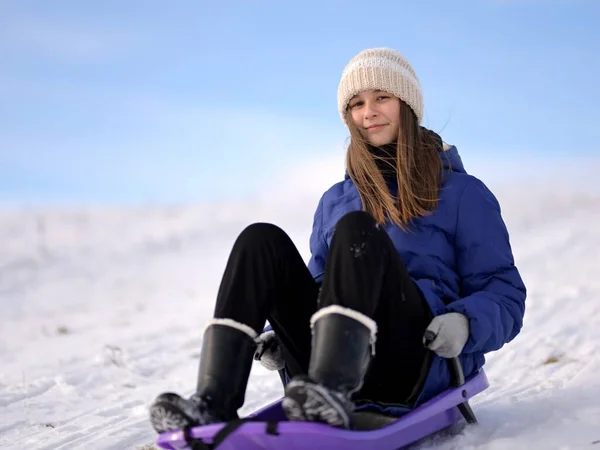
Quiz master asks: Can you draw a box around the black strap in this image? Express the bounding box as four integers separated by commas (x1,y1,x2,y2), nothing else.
212,419,251,446
183,425,211,450
183,419,280,449
265,421,280,436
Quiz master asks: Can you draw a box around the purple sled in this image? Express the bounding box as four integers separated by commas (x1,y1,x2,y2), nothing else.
156,362,489,450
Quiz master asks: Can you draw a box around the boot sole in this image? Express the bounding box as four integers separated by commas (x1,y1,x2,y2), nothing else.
283,380,351,429
281,383,308,422
149,399,195,434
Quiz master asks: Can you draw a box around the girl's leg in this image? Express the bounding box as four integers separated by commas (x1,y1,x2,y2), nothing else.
150,222,319,433
349,226,433,406
213,222,320,377
283,211,433,428
321,211,433,405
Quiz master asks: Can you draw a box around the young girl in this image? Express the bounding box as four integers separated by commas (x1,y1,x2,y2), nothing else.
149,47,527,433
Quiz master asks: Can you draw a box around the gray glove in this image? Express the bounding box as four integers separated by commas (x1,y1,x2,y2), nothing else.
253,330,285,371
423,312,469,358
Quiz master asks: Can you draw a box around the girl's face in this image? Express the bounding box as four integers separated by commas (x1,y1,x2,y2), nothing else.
348,90,400,147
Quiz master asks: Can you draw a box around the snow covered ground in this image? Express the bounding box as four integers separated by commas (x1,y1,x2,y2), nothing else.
1,171,600,449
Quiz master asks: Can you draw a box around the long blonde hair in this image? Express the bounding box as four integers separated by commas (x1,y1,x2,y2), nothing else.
346,100,443,229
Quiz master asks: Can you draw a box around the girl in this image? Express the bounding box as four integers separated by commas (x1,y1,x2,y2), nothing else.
149,47,526,433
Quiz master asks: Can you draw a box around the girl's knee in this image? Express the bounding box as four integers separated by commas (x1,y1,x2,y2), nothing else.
335,211,378,233
237,222,290,246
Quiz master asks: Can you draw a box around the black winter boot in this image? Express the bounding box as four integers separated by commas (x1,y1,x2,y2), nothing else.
149,319,257,433
282,305,376,429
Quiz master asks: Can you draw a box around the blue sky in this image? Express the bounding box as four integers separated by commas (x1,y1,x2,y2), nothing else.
1,0,598,204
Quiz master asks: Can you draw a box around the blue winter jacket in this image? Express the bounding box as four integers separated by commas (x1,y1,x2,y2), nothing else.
307,145,527,411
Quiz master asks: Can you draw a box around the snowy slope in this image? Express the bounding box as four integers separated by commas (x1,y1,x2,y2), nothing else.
1,179,600,449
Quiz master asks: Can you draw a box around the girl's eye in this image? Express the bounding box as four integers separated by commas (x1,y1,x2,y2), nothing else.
378,96,389,101
349,102,363,109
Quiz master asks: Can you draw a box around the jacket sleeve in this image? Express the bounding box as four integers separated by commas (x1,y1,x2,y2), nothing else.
307,195,328,284
445,178,526,354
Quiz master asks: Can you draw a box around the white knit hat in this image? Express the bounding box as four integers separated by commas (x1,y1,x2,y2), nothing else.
337,47,424,125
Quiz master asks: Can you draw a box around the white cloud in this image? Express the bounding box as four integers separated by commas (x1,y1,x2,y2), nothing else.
250,148,600,230
4,79,597,206
0,95,348,203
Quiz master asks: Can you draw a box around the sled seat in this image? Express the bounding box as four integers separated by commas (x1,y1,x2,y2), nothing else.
156,368,489,450
156,328,489,449
352,410,398,430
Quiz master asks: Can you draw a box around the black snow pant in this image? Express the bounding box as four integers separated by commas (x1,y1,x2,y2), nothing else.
213,210,433,407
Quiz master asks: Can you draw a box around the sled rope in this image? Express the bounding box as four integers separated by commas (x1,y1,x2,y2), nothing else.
183,419,280,449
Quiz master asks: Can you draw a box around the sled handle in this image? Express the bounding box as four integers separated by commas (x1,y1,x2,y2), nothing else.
423,330,477,425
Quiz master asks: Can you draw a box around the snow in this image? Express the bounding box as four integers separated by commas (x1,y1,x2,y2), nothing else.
1,174,600,449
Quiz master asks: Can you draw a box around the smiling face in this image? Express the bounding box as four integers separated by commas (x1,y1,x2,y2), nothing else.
348,90,401,147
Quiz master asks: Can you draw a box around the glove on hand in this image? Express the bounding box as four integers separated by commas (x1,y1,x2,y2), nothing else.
423,312,469,358
253,330,285,371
